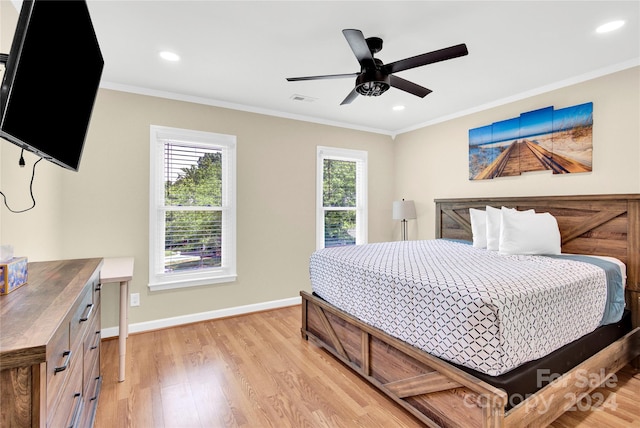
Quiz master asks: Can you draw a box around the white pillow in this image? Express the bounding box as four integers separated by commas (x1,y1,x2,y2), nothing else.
499,207,561,255
469,208,487,248
485,206,502,251
486,206,534,251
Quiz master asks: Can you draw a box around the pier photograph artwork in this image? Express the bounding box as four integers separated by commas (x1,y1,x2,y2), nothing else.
469,102,593,180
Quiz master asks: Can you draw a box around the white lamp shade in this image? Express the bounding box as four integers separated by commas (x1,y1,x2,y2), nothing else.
392,200,416,220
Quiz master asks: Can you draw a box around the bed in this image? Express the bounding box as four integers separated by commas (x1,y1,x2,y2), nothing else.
300,194,640,427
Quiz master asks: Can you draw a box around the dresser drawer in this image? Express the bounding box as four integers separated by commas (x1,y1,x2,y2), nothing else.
70,285,94,350
46,318,72,412
48,359,83,428
80,363,102,428
91,273,101,307
83,305,101,391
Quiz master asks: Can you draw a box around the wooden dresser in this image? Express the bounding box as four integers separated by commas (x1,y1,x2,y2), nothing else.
0,258,103,428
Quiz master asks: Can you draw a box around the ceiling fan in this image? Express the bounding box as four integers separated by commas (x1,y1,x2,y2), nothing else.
286,29,468,105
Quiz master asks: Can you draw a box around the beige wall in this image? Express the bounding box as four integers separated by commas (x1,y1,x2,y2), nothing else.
59,90,395,328
394,66,640,240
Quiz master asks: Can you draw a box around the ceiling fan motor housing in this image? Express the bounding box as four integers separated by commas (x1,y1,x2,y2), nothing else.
365,37,383,54
356,69,390,96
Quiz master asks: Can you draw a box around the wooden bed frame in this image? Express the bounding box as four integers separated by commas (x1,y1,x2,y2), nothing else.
301,194,640,427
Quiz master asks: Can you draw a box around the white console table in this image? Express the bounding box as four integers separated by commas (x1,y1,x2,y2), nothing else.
100,257,134,382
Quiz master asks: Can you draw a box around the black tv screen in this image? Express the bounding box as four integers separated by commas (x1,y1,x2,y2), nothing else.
0,0,104,171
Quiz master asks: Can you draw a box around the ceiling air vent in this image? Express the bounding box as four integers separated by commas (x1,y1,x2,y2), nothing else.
290,94,317,103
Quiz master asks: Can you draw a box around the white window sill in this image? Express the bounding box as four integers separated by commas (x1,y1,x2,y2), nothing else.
148,274,237,291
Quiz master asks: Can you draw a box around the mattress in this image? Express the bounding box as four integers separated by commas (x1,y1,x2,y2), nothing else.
455,309,632,409
309,239,624,376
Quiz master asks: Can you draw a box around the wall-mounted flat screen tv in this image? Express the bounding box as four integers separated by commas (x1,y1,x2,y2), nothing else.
0,0,104,171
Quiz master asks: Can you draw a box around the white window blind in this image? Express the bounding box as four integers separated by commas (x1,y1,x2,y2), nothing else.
149,126,236,291
163,143,222,270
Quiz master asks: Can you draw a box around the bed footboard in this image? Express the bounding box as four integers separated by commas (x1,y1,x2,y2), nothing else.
301,291,640,428
301,291,507,427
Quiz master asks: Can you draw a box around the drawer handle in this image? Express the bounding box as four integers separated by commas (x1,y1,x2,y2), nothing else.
90,330,101,350
68,392,83,428
80,303,94,322
87,377,103,428
90,376,103,401
54,350,72,374
95,283,102,292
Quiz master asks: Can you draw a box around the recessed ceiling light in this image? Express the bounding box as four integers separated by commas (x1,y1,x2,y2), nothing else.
159,51,180,61
393,105,405,111
596,20,625,33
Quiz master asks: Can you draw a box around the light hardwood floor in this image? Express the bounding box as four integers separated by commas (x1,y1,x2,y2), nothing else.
95,305,639,427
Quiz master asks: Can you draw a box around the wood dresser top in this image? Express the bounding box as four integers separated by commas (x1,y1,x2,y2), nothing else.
0,258,103,370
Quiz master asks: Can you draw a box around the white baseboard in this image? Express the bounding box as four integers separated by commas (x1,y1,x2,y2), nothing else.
100,296,302,338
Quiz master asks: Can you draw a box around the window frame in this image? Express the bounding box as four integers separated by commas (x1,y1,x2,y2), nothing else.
316,146,368,250
149,125,236,291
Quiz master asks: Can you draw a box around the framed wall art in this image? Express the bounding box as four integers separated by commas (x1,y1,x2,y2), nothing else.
469,102,593,180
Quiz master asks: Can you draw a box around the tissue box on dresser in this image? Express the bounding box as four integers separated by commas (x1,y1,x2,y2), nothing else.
0,257,28,295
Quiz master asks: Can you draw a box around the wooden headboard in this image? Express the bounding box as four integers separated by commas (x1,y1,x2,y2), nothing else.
434,194,640,330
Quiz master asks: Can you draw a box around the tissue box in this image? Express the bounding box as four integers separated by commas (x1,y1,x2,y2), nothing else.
0,257,28,295
0,245,13,262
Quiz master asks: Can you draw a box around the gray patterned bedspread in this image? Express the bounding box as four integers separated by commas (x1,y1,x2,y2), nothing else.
309,239,621,376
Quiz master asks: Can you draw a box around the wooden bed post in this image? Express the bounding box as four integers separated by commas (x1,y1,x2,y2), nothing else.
628,290,640,369
627,199,640,368
479,395,505,428
300,294,308,340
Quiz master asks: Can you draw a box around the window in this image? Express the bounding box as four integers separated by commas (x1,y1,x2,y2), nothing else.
316,146,367,249
149,126,236,290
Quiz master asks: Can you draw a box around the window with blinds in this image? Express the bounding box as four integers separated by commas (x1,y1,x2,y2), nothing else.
316,146,367,249
149,126,236,291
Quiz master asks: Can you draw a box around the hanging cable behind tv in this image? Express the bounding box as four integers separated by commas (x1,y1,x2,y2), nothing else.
0,150,43,213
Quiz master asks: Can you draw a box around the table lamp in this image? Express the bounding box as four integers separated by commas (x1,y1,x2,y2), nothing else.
392,199,416,241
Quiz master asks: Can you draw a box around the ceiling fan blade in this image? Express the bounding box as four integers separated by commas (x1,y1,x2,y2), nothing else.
342,29,375,68
286,72,359,82
384,43,468,74
389,75,432,98
340,88,359,105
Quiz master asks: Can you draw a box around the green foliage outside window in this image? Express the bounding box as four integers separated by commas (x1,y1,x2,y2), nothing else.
164,151,223,272
323,159,357,247
166,152,222,206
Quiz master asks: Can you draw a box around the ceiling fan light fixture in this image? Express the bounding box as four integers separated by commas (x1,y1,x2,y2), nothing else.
356,70,390,97
356,80,390,97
